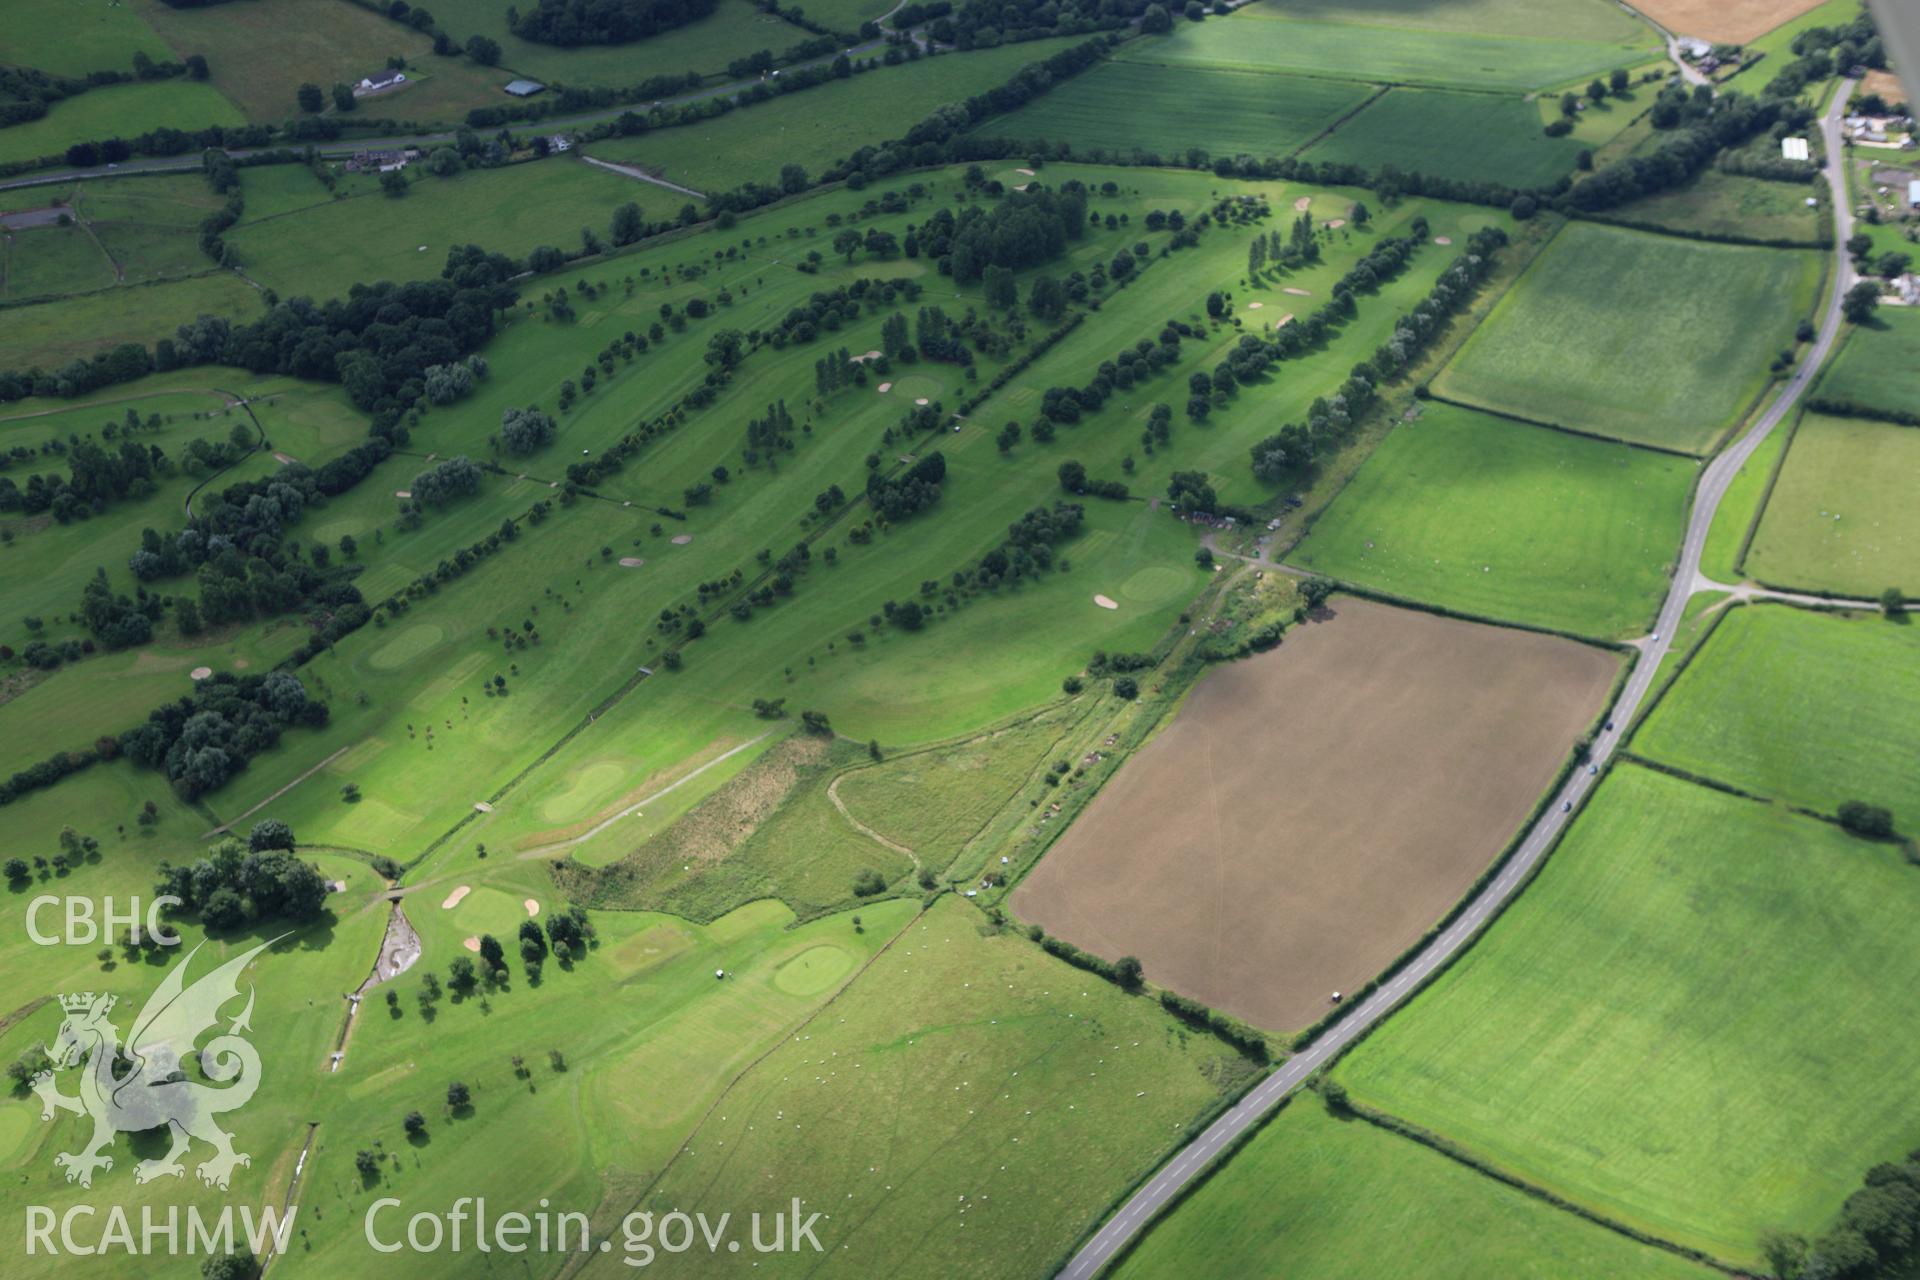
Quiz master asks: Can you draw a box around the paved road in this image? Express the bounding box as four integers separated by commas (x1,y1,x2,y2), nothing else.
1058,79,1859,1280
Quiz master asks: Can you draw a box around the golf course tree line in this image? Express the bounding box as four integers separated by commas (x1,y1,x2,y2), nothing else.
1762,1146,1920,1280
1566,88,1819,215
1251,224,1508,482
508,0,721,46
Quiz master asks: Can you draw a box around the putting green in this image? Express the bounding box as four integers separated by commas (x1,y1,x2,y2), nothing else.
1120,564,1191,606
772,943,856,995
451,886,528,937
367,622,445,671
540,759,627,822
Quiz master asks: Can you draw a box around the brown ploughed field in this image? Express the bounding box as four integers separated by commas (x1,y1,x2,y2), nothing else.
1628,0,1828,45
1010,597,1619,1031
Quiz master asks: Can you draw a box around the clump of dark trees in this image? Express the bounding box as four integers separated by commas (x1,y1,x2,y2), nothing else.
510,0,720,46
1766,1145,1920,1280
866,450,946,522
155,819,331,931
123,671,328,800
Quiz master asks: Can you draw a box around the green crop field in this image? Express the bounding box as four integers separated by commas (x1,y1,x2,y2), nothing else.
1116,0,1658,91
1816,309,1920,420
1632,603,1920,828
975,63,1376,163
0,79,243,168
134,0,510,124
588,39,1092,194
1337,762,1920,1265
1303,88,1586,189
1743,412,1920,595
1113,1099,1718,1280
227,159,652,297
1612,169,1824,244
1433,222,1822,452
1290,401,1694,638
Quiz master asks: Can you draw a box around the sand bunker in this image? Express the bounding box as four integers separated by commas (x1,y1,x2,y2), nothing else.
877,382,892,393
914,397,930,406
474,801,494,813
619,557,645,567
394,490,412,498
441,885,471,910
462,936,480,952
189,666,213,680
1275,313,1295,328
1328,218,1347,229
849,349,882,363
273,452,296,465
1093,595,1119,610
1247,301,1263,310
1434,235,1453,245
1013,183,1029,192
1017,167,1036,176
1284,287,1312,297
1294,196,1312,211
524,899,540,917
671,534,693,545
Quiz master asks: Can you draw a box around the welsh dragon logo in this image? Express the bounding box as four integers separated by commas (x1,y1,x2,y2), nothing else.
30,937,281,1190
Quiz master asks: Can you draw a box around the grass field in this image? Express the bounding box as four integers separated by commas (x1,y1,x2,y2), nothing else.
78,172,229,282
622,894,1256,1279
135,0,510,124
1291,402,1694,638
1433,222,1822,452
228,157,651,297
0,79,243,168
1699,408,1790,581
1743,413,1920,595
1,224,116,301
1612,168,1824,243
1114,1099,1719,1280
589,39,1090,194
0,271,261,370
1336,762,1920,1264
1632,603,1920,829
1116,0,1658,91
975,63,1375,162
1012,596,1617,1030
2,0,176,77
427,0,795,88
1816,309,1920,420
1303,87,1587,188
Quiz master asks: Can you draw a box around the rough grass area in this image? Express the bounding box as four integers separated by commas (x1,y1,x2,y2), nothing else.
4,0,177,78
1612,168,1823,243
1743,413,1920,595
1113,1099,1719,1280
1116,0,1658,91
1632,603,1920,830
1291,401,1694,638
1303,87,1586,189
628,895,1257,1279
1012,596,1617,1031
1336,762,1920,1266
589,38,1090,194
1,225,116,301
0,79,243,168
976,62,1376,161
0,272,260,369
1817,310,1920,421
1433,222,1822,453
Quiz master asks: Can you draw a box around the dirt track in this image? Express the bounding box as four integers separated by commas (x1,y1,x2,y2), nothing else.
1011,597,1617,1031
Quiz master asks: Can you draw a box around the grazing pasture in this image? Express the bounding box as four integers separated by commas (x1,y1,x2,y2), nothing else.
1336,763,1920,1265
1012,596,1618,1031
589,38,1091,194
1303,88,1586,189
1113,1099,1719,1280
0,79,243,168
0,272,260,370
1816,309,1920,421
1117,0,1658,91
425,0,794,89
976,63,1375,162
135,0,508,124
1291,402,1694,638
1,224,116,301
1632,603,1920,829
625,895,1256,1280
1432,222,1821,453
1611,168,1824,244
1743,413,1920,595
78,173,229,283
227,158,649,297
3,0,176,78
